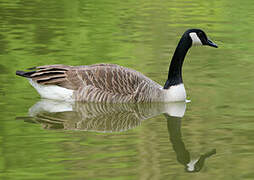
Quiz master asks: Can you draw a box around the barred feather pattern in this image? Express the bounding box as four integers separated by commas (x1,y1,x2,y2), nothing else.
27,100,186,132
24,64,164,103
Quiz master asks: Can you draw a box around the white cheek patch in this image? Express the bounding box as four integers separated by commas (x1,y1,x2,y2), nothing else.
189,32,202,46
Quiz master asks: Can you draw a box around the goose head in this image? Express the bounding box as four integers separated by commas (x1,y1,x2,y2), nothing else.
186,29,218,48
184,29,218,48
164,28,218,89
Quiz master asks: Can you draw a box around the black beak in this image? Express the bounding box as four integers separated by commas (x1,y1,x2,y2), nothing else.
206,39,218,48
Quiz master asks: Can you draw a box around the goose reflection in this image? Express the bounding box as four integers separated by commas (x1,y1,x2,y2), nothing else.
24,99,215,172
27,99,186,132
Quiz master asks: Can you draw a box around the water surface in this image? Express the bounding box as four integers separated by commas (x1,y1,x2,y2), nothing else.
1,0,254,179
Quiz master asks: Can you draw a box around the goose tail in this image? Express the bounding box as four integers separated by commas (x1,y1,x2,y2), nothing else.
16,70,35,78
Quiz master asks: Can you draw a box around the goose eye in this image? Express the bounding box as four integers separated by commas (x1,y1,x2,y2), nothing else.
198,32,203,38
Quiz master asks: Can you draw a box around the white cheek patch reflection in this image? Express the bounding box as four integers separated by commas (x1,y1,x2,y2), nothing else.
189,32,202,46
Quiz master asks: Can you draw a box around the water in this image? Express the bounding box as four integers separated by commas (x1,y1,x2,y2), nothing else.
1,0,254,179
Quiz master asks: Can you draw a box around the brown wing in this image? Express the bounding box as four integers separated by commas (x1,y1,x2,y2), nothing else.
19,64,158,89
16,64,162,102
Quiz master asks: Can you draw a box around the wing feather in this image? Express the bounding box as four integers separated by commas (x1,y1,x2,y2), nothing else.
17,63,162,102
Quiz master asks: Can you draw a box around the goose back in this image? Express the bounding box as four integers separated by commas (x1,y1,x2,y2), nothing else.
24,64,163,103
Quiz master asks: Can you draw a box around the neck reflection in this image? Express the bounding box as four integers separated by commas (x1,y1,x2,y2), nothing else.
164,114,216,172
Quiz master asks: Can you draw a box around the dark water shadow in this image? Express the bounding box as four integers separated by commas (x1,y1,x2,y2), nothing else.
17,99,215,172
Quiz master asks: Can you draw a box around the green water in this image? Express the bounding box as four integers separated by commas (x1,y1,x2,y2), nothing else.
1,0,254,179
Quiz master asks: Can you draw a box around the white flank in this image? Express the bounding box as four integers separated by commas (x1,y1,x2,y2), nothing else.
189,32,202,46
28,79,74,102
163,83,186,102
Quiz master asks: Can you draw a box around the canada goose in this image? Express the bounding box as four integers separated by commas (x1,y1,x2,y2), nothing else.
16,29,218,103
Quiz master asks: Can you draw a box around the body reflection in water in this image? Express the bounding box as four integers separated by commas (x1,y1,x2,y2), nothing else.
23,99,215,172
27,99,186,132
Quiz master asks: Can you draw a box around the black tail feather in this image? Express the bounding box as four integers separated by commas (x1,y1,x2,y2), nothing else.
16,70,36,78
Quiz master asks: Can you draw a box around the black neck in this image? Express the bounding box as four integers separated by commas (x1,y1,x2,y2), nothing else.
164,34,192,89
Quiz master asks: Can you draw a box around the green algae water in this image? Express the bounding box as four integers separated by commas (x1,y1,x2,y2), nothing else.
1,0,254,179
